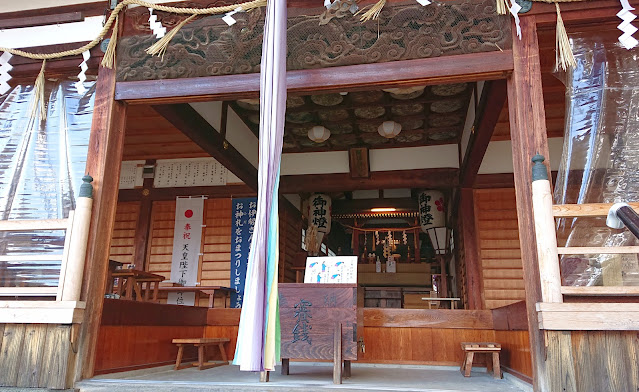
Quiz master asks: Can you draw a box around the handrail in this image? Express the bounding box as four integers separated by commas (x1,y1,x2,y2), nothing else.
0,216,72,299
0,218,69,231
552,202,639,217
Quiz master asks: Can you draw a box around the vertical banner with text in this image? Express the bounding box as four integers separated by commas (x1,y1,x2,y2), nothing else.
168,197,205,305
231,197,257,308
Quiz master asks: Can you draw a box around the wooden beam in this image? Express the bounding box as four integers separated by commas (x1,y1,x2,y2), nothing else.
363,308,493,329
460,188,482,310
77,62,128,380
151,104,258,190
537,303,639,330
557,246,639,255
507,15,554,392
561,286,639,296
553,202,639,217
115,51,514,105
118,184,255,202
332,198,416,215
132,166,154,270
0,11,83,29
460,79,507,187
0,2,104,19
0,219,68,231
280,168,458,193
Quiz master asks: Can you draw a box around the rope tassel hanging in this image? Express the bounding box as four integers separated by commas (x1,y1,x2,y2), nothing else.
29,60,47,124
100,16,119,69
495,0,509,15
555,3,576,71
358,0,386,22
146,14,196,59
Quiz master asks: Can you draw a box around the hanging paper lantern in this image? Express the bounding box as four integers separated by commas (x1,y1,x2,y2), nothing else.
308,125,331,143
377,121,402,139
418,190,445,233
307,193,332,234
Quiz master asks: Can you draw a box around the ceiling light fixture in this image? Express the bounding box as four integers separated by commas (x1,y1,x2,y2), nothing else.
378,121,402,139
371,207,397,212
308,125,331,143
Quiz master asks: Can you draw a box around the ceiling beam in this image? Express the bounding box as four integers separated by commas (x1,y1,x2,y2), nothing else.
118,184,256,202
332,198,417,215
460,79,508,188
151,104,258,191
116,50,513,105
280,168,458,193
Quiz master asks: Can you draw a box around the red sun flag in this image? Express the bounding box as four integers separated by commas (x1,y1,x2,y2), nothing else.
184,209,194,218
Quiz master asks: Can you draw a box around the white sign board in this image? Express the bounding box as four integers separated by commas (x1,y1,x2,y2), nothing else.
119,160,145,189
154,158,228,188
167,291,196,306
304,256,357,284
170,197,205,286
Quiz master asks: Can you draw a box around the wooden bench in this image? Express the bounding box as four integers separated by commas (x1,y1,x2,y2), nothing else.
460,342,501,379
172,338,230,370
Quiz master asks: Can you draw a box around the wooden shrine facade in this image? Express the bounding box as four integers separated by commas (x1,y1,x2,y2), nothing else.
0,1,638,392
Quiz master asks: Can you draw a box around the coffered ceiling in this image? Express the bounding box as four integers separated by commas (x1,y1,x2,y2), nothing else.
230,83,473,153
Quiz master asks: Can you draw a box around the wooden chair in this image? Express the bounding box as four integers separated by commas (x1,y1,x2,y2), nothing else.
172,338,230,370
460,342,501,379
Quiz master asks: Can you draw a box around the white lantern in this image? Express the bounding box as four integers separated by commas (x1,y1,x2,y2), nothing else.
418,190,446,232
378,121,402,138
307,194,332,234
308,125,331,143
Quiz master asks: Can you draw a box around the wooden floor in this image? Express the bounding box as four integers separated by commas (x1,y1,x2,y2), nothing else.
78,363,530,392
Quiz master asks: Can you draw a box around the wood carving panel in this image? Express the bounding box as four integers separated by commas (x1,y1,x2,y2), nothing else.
116,0,511,82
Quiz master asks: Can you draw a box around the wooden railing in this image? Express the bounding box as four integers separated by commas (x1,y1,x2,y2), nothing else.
0,176,94,324
0,216,73,300
531,156,639,330
551,203,639,297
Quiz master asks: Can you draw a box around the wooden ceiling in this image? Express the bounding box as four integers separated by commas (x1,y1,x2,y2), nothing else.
123,28,568,163
123,105,208,161
230,84,473,153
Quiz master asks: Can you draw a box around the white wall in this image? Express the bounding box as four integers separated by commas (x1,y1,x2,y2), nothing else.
0,16,103,48
478,137,564,174
190,102,259,169
369,145,459,171
281,151,350,175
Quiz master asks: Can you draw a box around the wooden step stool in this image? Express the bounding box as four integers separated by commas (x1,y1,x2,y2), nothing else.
460,342,501,379
172,338,230,370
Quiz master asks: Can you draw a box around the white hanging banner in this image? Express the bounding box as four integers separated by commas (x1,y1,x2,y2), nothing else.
418,190,446,233
170,197,205,286
307,194,332,234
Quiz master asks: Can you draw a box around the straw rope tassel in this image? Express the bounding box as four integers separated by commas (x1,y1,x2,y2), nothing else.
29,60,47,123
100,16,119,69
146,14,196,59
555,3,576,71
496,0,509,15
358,0,386,22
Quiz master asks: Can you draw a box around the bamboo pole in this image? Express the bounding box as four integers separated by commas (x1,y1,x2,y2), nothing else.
531,155,562,303
60,176,94,302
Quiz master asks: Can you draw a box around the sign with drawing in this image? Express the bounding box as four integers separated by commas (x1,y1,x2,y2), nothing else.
303,256,357,284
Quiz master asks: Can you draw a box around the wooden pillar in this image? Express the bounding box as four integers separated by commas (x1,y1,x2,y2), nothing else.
460,188,482,309
132,161,155,270
74,64,127,381
413,226,420,264
507,16,574,392
531,155,563,303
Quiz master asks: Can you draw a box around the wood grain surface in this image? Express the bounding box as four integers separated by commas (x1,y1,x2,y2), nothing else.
363,309,493,329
